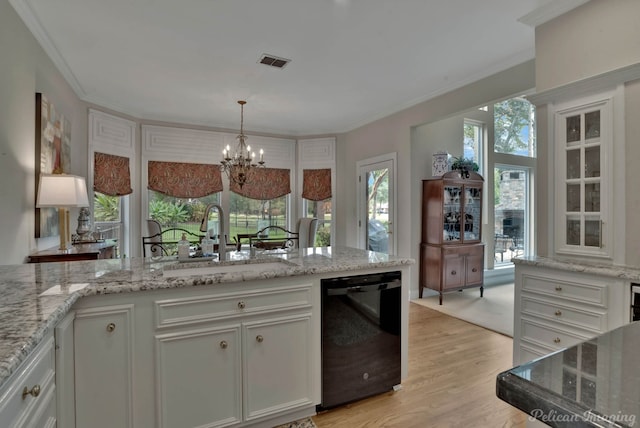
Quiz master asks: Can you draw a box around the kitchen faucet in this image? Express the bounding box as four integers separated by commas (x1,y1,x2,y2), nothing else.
200,203,226,261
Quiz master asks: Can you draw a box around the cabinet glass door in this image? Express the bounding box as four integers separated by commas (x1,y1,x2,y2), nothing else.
563,110,602,248
554,91,616,259
443,185,462,242
463,186,482,242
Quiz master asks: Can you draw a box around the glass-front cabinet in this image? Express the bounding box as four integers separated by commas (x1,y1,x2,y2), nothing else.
420,170,484,303
555,95,612,258
442,184,482,243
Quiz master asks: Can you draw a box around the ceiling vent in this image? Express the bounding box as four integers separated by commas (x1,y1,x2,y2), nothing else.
258,54,291,69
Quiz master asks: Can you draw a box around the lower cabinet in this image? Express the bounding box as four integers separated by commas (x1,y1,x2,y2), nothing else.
0,333,56,428
243,314,313,421
68,278,317,428
73,304,135,428
421,243,484,303
156,325,243,428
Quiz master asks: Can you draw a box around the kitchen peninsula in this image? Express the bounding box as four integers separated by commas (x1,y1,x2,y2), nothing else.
0,246,413,428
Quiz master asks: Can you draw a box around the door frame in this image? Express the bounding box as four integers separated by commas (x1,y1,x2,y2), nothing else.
356,152,397,255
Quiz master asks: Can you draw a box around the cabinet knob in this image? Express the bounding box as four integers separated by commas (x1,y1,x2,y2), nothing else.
256,335,264,343
472,268,477,272
553,337,561,344
555,286,563,292
106,323,116,332
220,340,228,349
22,385,41,400
238,301,246,309
451,270,457,275
555,310,562,316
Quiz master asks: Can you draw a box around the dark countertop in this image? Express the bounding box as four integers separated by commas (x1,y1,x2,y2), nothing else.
497,321,640,427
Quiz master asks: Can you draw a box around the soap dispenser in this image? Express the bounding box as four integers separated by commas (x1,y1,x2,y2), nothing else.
177,233,190,260
201,232,215,257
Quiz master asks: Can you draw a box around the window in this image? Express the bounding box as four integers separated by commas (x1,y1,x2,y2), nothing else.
464,120,483,175
147,190,220,239
229,193,289,244
303,199,331,247
494,98,536,157
93,192,124,247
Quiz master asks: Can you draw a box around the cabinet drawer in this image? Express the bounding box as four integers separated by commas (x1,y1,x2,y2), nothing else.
521,275,607,308
441,244,483,258
520,317,595,351
0,335,56,428
155,283,313,329
521,295,606,333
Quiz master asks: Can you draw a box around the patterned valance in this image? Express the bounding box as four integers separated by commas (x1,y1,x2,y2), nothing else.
93,152,133,196
230,168,291,200
148,161,223,198
302,168,332,201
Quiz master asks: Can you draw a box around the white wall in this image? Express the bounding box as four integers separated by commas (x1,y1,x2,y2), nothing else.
0,0,89,264
337,62,535,297
535,0,640,92
532,0,640,266
1,0,535,269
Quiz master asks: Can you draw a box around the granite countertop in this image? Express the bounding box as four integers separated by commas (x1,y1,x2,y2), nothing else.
513,256,640,281
497,321,640,427
0,246,414,391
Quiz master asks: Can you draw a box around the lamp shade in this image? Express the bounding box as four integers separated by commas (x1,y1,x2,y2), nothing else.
36,173,90,208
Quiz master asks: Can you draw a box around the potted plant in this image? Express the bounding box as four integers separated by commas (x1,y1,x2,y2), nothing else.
450,156,479,178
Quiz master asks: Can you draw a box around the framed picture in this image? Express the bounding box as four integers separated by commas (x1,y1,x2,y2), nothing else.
35,93,71,238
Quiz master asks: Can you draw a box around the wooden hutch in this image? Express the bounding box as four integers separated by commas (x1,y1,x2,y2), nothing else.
419,170,484,304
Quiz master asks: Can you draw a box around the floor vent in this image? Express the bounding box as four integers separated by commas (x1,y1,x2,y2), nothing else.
258,54,291,69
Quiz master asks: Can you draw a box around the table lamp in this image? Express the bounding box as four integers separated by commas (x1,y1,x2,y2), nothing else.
36,173,90,251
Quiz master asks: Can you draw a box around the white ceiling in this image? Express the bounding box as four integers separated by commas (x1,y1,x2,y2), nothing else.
11,0,588,136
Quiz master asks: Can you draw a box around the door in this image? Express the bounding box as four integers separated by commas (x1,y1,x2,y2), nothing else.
357,154,396,255
243,314,313,421
74,305,134,428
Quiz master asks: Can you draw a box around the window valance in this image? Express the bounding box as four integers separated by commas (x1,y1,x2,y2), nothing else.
148,160,223,198
230,168,291,200
302,168,332,201
93,152,133,196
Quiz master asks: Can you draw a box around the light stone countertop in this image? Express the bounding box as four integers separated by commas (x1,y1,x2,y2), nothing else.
513,255,640,281
0,246,414,390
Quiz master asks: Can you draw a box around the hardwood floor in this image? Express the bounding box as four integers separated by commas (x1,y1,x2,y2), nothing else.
312,302,527,428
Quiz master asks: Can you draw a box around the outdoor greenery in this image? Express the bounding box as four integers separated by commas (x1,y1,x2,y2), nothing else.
492,98,536,205
494,98,536,155
94,193,120,221
367,169,388,219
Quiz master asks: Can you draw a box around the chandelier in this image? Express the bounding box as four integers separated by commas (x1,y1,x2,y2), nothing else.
220,100,265,188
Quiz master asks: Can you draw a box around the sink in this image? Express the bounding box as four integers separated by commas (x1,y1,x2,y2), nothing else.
163,260,294,278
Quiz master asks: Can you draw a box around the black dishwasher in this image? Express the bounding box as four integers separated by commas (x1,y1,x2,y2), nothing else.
320,271,401,409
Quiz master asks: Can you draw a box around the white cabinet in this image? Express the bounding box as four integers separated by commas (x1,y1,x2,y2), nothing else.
153,282,314,428
73,304,135,428
552,88,624,262
513,263,625,365
155,325,242,428
243,313,313,421
0,333,56,428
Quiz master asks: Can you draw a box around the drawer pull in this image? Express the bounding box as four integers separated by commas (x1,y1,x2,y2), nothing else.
555,310,562,316
555,286,563,292
472,268,477,272
106,323,116,332
238,301,246,309
553,337,561,344
22,385,41,400
451,270,457,276
220,340,228,349
256,335,264,343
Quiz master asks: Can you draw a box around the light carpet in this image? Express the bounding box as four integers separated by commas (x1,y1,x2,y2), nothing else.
412,283,515,337
273,417,317,428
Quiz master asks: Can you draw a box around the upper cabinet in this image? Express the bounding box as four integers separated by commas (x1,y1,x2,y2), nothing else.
422,171,484,245
554,93,615,259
